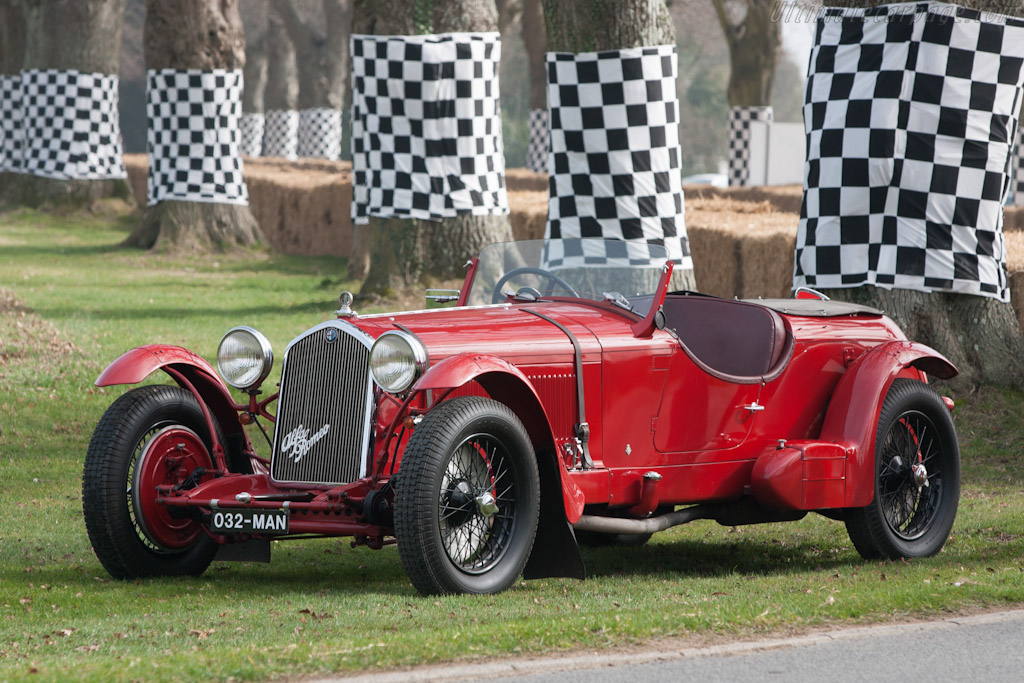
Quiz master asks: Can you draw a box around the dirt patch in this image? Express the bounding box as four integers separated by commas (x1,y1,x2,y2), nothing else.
0,289,79,369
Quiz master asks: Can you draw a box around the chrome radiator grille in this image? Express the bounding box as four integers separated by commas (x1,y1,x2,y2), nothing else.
271,323,374,485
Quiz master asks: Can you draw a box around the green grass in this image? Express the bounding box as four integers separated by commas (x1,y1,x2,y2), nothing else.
1,206,1023,681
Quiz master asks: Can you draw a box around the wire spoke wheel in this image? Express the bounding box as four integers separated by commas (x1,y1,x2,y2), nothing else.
395,397,540,595
877,412,941,540
438,435,516,573
845,379,960,560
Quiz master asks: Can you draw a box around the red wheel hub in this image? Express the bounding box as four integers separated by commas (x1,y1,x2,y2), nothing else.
133,426,212,550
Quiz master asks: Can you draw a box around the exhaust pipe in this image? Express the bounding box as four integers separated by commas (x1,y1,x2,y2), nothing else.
573,505,711,535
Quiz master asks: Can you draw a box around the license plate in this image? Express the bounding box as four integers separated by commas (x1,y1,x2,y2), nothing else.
210,509,289,535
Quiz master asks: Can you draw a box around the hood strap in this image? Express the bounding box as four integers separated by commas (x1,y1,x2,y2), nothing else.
524,309,593,470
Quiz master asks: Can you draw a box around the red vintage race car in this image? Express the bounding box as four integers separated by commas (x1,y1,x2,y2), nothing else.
83,239,961,595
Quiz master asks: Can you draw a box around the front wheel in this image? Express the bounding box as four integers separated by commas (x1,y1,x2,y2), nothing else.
845,379,960,560
394,397,540,595
82,385,219,579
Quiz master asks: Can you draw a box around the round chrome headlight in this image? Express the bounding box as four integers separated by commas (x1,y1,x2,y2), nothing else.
217,326,273,391
369,331,428,393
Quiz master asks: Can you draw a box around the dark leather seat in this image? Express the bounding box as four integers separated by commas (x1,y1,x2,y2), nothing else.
661,295,790,380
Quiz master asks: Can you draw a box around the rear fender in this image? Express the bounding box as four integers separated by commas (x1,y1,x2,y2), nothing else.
415,353,586,578
96,345,251,467
820,341,957,508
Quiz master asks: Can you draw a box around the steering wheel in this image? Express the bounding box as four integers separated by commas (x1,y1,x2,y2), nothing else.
490,267,580,303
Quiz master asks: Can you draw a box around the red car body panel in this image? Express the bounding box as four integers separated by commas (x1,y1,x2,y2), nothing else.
94,293,955,550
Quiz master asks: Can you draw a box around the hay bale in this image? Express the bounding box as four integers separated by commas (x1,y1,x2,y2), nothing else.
683,184,804,215
244,162,352,256
508,190,547,240
686,205,798,299
505,168,548,192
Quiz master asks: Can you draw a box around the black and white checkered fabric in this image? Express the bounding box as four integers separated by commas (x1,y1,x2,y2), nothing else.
727,106,773,187
526,108,548,173
0,75,22,172
1014,127,1024,206
297,107,343,160
544,44,691,269
350,32,508,224
263,109,299,159
240,112,264,157
146,69,248,206
794,2,1024,302
16,70,126,180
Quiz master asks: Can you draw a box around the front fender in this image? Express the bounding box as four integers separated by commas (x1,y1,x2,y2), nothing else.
820,341,957,508
415,353,586,523
96,345,251,466
97,345,222,387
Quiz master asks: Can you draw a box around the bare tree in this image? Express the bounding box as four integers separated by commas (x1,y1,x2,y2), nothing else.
262,11,299,159
355,0,515,297
809,0,1024,389
2,0,133,207
241,0,269,156
273,0,353,160
710,0,781,107
124,0,263,251
0,1,27,193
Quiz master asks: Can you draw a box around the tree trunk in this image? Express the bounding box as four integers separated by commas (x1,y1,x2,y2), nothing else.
356,0,515,298
0,0,27,196
3,0,133,208
125,0,263,251
543,0,696,292
241,0,268,114
276,0,351,111
522,0,545,111
545,0,675,51
264,13,298,112
710,0,781,107
275,0,352,160
813,0,1024,390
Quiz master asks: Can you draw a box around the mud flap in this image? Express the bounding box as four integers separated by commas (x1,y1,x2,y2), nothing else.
214,539,271,563
523,451,586,580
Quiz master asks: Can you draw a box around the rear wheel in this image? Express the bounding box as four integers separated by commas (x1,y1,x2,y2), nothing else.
394,397,540,595
845,379,960,560
83,385,219,579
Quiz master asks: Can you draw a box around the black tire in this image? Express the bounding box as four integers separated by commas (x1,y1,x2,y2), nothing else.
845,379,960,560
82,385,219,579
394,397,540,595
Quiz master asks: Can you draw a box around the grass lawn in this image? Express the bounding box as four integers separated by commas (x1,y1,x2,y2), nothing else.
1,205,1023,682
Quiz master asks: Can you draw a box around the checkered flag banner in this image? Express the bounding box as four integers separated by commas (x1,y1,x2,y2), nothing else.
263,109,299,159
0,75,23,172
146,69,248,206
526,108,548,173
240,112,265,157
544,45,692,269
350,32,509,224
1014,127,1024,206
297,108,343,160
15,70,126,180
727,106,773,187
794,2,1024,302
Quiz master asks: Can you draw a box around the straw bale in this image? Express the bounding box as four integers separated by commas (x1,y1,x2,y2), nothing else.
683,184,804,214
505,168,549,192
686,205,798,299
508,190,548,240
